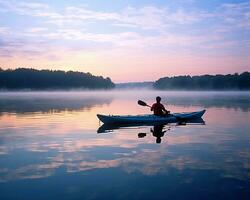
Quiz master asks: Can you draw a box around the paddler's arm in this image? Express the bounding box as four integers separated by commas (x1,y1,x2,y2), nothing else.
162,105,170,114
151,104,154,111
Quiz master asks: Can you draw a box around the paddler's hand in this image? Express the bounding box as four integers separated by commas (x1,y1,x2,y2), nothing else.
164,110,170,114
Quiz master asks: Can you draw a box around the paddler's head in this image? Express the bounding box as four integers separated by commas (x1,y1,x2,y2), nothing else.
156,96,161,103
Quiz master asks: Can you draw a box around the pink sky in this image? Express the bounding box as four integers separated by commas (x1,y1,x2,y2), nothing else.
0,0,249,82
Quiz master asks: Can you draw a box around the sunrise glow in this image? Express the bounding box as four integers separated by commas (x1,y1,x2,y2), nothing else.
0,0,249,82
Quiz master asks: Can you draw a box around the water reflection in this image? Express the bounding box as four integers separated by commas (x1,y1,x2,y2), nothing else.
138,124,168,144
98,118,205,144
0,91,249,115
0,91,249,199
0,91,113,114
151,91,250,112
151,125,167,143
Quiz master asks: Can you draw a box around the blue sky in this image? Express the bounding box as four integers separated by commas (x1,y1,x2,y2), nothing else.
0,0,249,82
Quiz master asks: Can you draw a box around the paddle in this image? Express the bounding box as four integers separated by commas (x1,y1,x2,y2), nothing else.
137,100,151,108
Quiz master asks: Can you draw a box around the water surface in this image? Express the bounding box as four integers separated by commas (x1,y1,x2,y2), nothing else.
0,91,249,200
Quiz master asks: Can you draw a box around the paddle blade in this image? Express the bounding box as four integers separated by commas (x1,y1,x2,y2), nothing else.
138,100,148,106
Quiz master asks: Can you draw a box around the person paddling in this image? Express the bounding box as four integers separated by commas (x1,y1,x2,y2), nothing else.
151,96,170,116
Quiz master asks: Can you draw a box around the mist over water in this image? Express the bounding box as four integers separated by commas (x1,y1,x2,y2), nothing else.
0,90,249,200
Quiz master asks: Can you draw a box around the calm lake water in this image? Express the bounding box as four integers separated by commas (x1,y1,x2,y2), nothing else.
0,91,249,200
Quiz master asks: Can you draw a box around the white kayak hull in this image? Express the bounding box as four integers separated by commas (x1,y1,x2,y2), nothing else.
97,110,206,124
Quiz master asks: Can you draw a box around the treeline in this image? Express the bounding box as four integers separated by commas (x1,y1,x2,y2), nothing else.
154,72,250,90
0,68,115,90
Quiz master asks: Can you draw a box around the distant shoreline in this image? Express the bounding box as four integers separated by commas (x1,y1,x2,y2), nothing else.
117,72,250,91
0,68,249,91
0,68,115,90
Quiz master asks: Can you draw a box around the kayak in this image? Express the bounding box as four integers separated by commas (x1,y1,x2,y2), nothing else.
97,109,206,124
97,117,205,133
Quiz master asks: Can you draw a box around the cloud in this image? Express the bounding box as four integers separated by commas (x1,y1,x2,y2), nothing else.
0,1,211,30
1,1,249,32
19,2,49,9
220,2,250,29
0,0,249,77
0,27,9,34
26,27,48,34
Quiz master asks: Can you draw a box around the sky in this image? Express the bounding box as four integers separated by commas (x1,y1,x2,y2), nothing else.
0,0,249,82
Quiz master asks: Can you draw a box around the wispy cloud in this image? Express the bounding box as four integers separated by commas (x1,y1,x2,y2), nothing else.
220,2,250,29
0,1,212,29
0,27,9,34
0,0,249,80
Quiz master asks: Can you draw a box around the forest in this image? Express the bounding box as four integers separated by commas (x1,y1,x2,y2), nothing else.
153,72,250,90
0,68,115,90
1,68,249,90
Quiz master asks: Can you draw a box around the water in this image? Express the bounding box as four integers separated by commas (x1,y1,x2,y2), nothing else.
0,91,249,200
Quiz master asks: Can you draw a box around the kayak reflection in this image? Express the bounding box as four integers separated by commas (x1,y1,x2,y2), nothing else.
97,118,205,144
